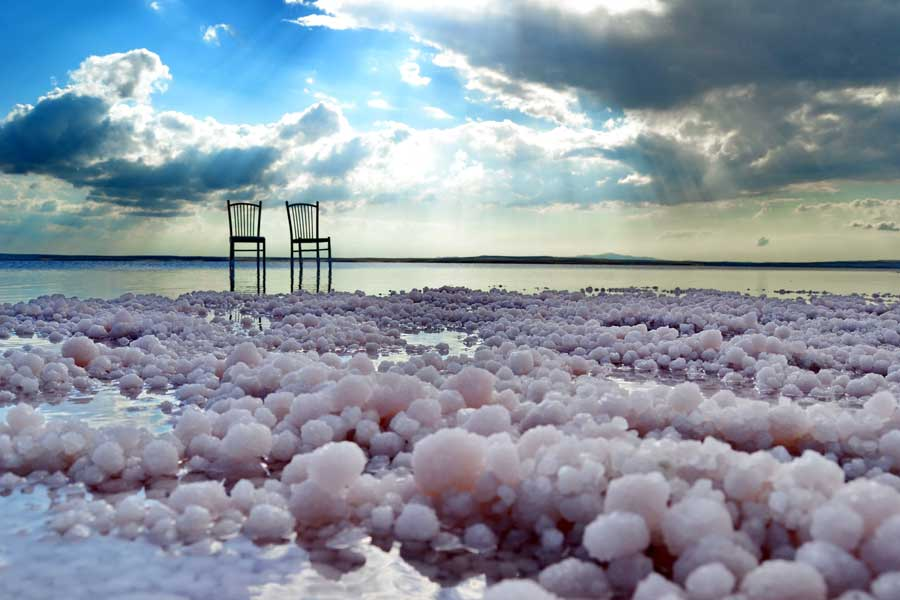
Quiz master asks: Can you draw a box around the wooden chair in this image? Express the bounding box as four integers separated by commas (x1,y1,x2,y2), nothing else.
285,201,332,291
227,200,265,293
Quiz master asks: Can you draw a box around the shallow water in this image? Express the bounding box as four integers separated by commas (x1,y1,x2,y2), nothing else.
0,484,486,599
1,259,899,302
0,327,472,433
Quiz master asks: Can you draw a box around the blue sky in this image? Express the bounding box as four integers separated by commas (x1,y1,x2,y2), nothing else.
1,0,899,260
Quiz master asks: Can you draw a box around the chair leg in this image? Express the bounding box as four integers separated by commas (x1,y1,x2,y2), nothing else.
327,242,333,293
290,245,294,292
256,243,260,294
229,241,234,292
299,243,304,285
316,243,321,291
262,241,266,295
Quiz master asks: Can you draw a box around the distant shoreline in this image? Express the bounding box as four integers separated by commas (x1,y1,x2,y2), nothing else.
0,252,898,270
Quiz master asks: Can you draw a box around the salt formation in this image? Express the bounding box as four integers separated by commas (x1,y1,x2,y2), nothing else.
3,286,900,598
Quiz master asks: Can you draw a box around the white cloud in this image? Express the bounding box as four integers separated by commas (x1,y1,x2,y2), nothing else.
203,24,235,46
399,50,430,86
149,1,161,11
751,198,797,220
286,13,357,30
852,220,900,232
367,97,393,110
783,181,840,194
432,49,587,127
617,172,652,186
326,119,634,210
400,61,430,87
312,91,355,110
424,106,452,120
65,49,171,104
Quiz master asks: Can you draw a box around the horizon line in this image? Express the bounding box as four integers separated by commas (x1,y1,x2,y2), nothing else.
0,252,898,271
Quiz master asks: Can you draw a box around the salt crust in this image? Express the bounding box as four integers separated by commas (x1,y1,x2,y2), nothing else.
3,287,900,598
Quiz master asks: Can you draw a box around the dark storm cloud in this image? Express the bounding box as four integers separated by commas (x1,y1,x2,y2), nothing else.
0,95,129,174
392,0,900,110
602,134,713,203
75,146,279,213
736,91,900,188
0,92,280,217
560,133,716,203
563,80,900,202
546,0,900,196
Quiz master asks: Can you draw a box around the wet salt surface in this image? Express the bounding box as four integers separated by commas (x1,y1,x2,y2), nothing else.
1,484,484,599
4,286,900,599
0,326,485,599
0,333,487,599
0,335,176,434
0,328,471,434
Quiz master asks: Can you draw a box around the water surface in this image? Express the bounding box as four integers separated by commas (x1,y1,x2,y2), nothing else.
1,259,899,302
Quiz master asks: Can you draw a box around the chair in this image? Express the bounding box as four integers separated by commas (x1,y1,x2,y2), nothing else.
227,200,265,293
285,201,332,291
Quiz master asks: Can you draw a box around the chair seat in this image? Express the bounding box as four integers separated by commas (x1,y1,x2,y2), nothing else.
291,237,330,243
231,236,265,243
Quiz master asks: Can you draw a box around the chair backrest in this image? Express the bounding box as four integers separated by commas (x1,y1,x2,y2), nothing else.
285,201,319,240
227,201,262,238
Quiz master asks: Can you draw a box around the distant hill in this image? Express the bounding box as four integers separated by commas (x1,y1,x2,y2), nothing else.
577,252,659,262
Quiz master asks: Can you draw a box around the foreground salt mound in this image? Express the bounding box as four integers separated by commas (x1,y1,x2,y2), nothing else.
3,286,900,598
583,512,649,562
412,428,486,495
685,562,735,599
741,560,828,600
61,336,100,368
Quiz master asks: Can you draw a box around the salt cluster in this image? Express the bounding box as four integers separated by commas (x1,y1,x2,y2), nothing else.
3,286,900,598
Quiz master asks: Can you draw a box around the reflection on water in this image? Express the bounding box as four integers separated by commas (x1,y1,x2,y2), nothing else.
0,380,176,434
229,257,333,295
0,483,486,599
1,259,899,303
289,256,333,296
256,540,485,599
0,333,57,351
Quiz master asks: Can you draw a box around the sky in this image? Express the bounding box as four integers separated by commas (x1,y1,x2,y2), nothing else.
1,0,899,261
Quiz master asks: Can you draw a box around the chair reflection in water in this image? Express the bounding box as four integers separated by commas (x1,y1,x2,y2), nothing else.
227,200,266,293
285,201,332,292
